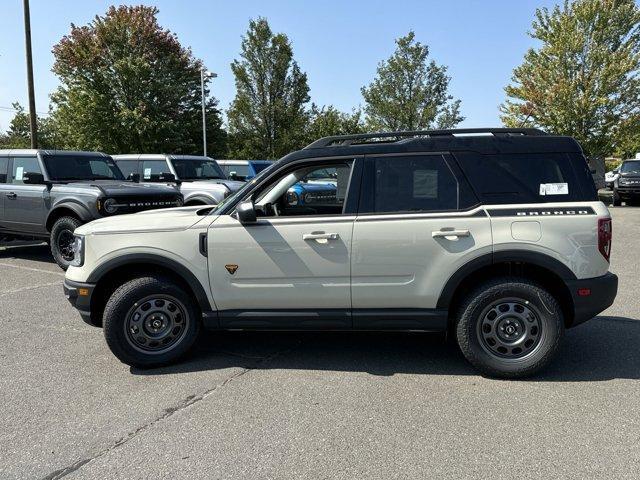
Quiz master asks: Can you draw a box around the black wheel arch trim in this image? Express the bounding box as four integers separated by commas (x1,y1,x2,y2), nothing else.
87,253,213,312
47,201,93,228
436,250,577,309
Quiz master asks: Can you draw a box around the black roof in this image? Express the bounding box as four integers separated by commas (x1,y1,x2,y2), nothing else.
281,128,583,164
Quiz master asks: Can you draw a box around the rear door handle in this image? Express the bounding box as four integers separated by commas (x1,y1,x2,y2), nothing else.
303,232,339,241
5,192,16,199
432,229,470,238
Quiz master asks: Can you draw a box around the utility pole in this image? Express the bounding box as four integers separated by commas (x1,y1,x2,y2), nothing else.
23,0,38,148
200,68,217,157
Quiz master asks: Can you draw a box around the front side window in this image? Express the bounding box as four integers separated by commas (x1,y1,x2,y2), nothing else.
226,164,251,181
11,156,42,184
43,155,123,181
372,155,459,213
171,159,224,180
116,160,139,179
0,157,7,183
252,161,354,217
141,160,172,181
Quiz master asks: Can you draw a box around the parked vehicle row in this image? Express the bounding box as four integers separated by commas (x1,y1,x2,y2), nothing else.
611,159,640,206
0,150,183,268
62,128,618,379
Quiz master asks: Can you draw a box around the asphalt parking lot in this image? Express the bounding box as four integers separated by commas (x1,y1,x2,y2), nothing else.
1,207,639,480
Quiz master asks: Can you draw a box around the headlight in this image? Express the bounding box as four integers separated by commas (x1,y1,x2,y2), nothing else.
103,198,118,214
285,190,299,206
70,235,85,267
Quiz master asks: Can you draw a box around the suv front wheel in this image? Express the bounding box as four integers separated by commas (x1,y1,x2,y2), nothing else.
456,278,564,379
50,216,82,270
103,275,201,368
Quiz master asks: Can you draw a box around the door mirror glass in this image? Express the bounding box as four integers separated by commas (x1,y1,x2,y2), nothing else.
22,172,45,185
158,172,176,182
236,200,257,223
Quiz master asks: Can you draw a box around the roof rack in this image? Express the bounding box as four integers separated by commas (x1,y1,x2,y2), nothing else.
304,128,547,149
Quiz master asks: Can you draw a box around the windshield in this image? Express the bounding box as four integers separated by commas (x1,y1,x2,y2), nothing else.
620,161,640,174
211,161,279,214
171,158,225,180
43,154,124,181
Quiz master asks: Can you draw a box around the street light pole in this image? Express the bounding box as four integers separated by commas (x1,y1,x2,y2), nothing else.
200,68,217,157
23,0,38,148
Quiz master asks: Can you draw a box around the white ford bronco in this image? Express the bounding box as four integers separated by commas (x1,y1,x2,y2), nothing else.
63,129,618,378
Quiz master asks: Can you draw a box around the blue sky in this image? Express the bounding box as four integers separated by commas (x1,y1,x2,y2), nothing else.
0,0,562,132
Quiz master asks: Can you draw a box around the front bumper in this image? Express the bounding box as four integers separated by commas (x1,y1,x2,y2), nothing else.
566,272,618,327
616,185,640,197
63,279,97,326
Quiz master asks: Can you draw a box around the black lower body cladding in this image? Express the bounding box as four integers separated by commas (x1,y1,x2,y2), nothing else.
566,272,618,327
63,279,96,326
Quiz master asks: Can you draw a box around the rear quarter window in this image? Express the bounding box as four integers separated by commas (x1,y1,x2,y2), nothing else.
455,152,596,204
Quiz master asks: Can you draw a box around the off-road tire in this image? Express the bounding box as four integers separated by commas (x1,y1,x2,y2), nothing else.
455,277,564,379
613,189,622,206
103,275,200,368
50,216,82,270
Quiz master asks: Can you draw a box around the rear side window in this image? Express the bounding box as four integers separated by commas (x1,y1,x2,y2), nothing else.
0,157,7,183
371,155,460,213
11,156,41,185
455,152,594,204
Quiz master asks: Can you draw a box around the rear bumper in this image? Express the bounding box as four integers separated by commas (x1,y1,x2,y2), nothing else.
566,272,618,327
63,279,98,326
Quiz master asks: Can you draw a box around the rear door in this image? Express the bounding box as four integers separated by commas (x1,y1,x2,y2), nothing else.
2,155,47,234
0,157,7,230
351,153,491,329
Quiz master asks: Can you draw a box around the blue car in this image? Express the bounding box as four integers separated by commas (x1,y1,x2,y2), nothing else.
286,181,338,207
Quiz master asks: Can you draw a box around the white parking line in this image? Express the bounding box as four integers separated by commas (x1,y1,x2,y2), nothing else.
0,281,63,297
0,262,65,277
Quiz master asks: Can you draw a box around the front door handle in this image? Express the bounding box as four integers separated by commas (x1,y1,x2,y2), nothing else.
432,229,470,238
5,192,16,199
303,232,339,241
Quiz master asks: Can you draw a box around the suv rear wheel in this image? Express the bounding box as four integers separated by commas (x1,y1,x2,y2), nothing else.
103,275,200,368
50,216,82,270
455,278,564,379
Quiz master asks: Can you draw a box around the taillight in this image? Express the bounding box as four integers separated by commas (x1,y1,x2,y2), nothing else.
598,217,612,262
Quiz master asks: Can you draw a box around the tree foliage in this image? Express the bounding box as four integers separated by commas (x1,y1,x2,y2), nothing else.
50,5,225,156
304,105,364,145
227,18,310,159
361,31,463,132
0,103,57,149
501,0,640,158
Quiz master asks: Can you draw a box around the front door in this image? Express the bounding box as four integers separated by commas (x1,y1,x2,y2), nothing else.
1,156,47,235
351,153,492,329
208,158,360,329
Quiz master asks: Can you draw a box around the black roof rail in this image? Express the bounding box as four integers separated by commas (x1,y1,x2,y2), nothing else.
304,128,548,149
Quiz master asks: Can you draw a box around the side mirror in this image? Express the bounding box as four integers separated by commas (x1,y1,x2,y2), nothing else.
22,172,45,185
128,173,141,183
236,200,257,223
159,173,176,182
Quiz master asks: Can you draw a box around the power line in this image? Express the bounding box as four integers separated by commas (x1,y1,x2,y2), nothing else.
0,105,50,116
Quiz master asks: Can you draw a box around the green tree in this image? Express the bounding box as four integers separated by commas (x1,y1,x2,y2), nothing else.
304,105,364,144
50,5,226,156
361,31,463,132
227,18,310,159
501,0,640,158
0,102,57,149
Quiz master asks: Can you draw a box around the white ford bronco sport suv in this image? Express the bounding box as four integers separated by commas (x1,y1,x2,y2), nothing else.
63,129,618,378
